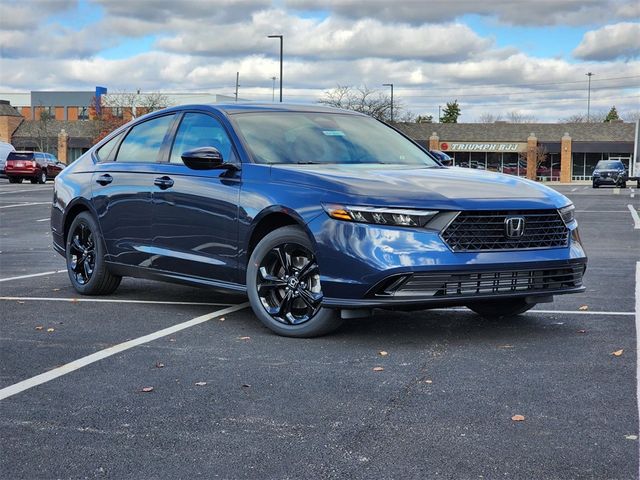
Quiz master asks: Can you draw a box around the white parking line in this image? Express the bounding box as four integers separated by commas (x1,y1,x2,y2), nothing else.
0,302,250,401
0,202,50,209
36,218,49,222
628,204,640,229
0,296,234,307
0,188,51,195
0,270,66,282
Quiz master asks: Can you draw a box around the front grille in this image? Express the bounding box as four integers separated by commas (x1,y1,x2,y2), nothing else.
380,264,583,298
441,210,569,251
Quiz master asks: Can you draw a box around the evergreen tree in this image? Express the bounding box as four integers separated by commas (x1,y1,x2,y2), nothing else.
604,106,620,122
440,100,461,123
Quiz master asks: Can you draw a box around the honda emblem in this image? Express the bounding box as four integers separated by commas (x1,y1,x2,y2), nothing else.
504,217,525,238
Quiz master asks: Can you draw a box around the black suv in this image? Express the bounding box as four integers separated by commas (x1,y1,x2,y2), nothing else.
592,160,628,188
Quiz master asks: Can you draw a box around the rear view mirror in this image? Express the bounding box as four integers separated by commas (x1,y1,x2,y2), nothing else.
181,147,225,170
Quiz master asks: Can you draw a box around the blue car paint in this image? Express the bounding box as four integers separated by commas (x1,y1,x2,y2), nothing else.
52,104,586,308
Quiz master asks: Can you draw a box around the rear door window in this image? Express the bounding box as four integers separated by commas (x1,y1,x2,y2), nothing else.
115,114,175,163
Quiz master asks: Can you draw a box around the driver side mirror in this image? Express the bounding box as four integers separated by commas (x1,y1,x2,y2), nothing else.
440,158,453,166
181,146,230,170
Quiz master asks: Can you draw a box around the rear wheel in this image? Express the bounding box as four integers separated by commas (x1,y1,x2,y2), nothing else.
8,177,22,184
592,181,599,188
66,212,121,295
467,299,535,319
30,178,38,184
247,226,343,337
38,170,47,184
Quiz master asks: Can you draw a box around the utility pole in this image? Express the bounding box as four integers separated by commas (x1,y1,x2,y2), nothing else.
438,105,442,123
234,72,240,102
383,83,394,122
586,72,594,122
268,35,283,102
271,76,277,102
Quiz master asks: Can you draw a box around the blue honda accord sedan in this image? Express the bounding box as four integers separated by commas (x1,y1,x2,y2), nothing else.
51,104,587,337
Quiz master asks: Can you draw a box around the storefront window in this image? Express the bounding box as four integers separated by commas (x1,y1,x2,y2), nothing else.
572,152,585,180
537,154,551,180
487,152,500,172
585,153,602,176
502,153,519,176
606,153,632,170
470,152,486,170
549,153,560,181
452,151,469,168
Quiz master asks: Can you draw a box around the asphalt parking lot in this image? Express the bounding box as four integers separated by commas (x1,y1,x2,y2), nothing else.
0,180,638,479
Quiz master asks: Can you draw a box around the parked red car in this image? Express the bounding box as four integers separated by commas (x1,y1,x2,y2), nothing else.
5,151,65,184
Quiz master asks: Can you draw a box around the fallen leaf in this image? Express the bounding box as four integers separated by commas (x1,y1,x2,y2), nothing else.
71,298,79,304
625,434,638,440
17,301,25,305
239,336,251,340
195,381,207,386
378,351,389,356
155,362,165,368
511,414,525,422
577,329,587,334
425,380,433,384
241,384,251,388
612,349,624,357
168,338,176,342
578,305,589,311
35,326,44,331
46,328,55,332
219,317,225,322
373,367,384,372
498,345,514,349
141,387,154,393
52,288,60,292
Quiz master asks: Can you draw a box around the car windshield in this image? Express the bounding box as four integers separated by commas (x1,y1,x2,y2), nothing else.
232,112,438,166
596,161,624,170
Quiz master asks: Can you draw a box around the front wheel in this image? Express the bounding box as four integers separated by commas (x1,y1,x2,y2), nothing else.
592,181,599,188
246,226,343,337
66,212,121,295
467,299,535,319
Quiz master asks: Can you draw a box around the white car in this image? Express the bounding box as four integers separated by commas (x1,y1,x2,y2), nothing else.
0,141,16,177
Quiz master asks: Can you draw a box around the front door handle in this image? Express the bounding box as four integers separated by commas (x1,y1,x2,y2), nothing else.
96,174,113,186
154,176,174,190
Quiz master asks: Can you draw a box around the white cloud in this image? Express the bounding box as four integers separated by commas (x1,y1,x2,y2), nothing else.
573,22,640,61
287,0,640,26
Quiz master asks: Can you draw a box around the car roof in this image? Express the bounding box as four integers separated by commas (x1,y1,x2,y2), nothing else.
159,103,366,117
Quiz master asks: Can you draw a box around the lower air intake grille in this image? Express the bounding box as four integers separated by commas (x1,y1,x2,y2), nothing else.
382,264,584,298
441,210,569,251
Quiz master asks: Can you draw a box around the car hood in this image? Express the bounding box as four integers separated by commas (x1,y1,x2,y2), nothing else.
271,164,570,210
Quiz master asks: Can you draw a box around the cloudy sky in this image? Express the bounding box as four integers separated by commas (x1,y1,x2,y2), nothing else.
0,0,639,121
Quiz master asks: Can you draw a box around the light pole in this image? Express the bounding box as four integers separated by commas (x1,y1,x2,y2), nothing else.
268,35,283,102
271,76,277,102
438,105,442,123
383,83,394,122
586,72,594,122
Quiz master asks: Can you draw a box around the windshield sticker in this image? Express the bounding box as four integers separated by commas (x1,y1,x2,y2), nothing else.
322,130,345,136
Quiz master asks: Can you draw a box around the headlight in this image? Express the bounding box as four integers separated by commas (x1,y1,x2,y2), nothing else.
322,204,439,227
559,204,575,225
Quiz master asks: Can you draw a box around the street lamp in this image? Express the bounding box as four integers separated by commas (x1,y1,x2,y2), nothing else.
268,35,283,102
586,72,594,122
382,83,394,122
271,76,277,102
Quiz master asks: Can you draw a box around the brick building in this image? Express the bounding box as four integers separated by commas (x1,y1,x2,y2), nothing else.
396,121,637,182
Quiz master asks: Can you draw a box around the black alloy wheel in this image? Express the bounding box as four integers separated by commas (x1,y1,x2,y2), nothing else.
68,222,96,285
257,243,323,325
247,226,343,337
38,170,47,184
65,212,121,295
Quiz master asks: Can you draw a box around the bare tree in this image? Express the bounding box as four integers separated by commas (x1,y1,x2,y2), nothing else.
506,110,538,123
34,107,55,154
518,144,548,179
318,85,407,122
560,109,607,123
477,113,503,123
622,110,640,123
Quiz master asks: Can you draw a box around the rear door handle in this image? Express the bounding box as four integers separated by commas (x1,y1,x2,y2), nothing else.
154,176,174,190
96,174,113,186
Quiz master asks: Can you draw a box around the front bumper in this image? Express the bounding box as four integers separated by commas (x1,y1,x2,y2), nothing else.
309,215,587,308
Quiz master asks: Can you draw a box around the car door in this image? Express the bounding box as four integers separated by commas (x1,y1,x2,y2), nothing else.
91,113,176,268
151,111,241,283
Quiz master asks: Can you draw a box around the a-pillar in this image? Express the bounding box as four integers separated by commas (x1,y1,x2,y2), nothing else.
58,129,69,164
526,133,537,180
560,132,572,183
429,132,439,151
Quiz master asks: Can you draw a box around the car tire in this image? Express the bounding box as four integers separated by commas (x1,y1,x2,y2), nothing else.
8,177,22,184
467,299,535,319
66,212,121,295
246,225,343,337
38,170,47,184
621,182,627,189
592,181,599,188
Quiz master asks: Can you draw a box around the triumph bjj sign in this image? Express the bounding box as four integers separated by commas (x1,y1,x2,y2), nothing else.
440,142,528,152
